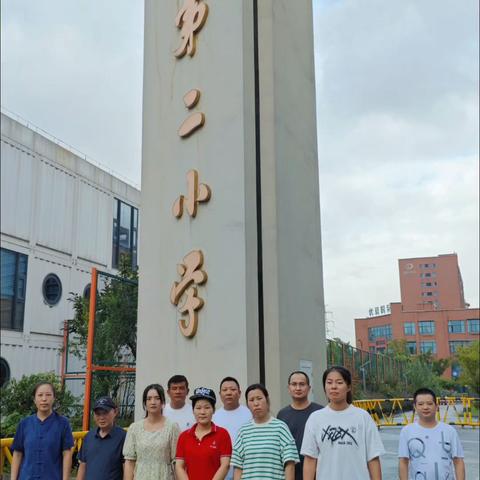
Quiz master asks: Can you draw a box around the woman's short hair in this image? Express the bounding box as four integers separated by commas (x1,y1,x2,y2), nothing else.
245,383,269,403
33,381,56,398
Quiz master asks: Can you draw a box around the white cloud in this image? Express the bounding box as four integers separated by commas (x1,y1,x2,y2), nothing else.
314,0,479,342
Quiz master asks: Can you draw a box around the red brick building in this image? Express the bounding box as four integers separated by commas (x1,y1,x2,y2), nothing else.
355,254,479,376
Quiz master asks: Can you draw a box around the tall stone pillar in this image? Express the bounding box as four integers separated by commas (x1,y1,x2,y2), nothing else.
136,0,326,415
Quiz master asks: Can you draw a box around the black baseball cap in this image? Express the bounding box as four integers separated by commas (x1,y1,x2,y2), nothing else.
93,396,116,411
190,387,216,406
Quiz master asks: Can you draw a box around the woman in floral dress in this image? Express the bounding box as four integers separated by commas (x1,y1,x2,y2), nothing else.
123,383,180,479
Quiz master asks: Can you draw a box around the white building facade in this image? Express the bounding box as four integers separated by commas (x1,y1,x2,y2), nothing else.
0,113,140,386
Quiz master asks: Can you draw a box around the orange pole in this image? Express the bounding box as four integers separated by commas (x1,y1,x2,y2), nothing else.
82,268,97,431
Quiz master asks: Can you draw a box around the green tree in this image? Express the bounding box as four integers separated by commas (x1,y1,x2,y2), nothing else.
456,340,480,395
67,255,138,402
387,339,411,362
404,360,441,395
0,372,81,437
68,255,138,363
386,339,445,396
417,351,451,377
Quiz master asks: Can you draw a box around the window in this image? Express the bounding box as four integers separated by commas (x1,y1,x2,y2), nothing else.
1,248,28,331
420,263,436,269
404,322,416,336
368,324,392,341
406,342,417,354
467,319,479,334
420,272,436,278
421,281,437,287
421,292,433,297
112,199,138,269
448,320,465,334
419,321,435,335
449,341,472,354
420,341,437,354
42,273,62,306
0,358,11,388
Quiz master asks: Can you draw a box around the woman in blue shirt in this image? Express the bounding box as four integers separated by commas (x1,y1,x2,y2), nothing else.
11,381,74,480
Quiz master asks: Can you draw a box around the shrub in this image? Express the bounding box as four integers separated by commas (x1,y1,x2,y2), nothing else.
0,372,81,437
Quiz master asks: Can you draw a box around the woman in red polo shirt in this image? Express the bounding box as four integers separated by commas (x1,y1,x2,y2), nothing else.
175,387,232,480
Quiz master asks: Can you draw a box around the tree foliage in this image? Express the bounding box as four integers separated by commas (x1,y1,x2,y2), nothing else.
67,255,138,364
387,339,411,362
383,339,450,397
0,372,82,437
404,360,441,394
67,256,138,405
456,340,480,395
417,352,451,377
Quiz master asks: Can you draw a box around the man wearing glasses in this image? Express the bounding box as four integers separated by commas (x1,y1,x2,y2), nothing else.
277,371,323,480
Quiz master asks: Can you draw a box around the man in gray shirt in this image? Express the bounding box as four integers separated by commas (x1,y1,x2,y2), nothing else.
277,371,323,480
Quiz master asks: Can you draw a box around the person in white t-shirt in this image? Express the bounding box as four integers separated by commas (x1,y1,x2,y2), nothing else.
213,377,252,480
301,366,384,480
398,387,465,480
163,374,195,431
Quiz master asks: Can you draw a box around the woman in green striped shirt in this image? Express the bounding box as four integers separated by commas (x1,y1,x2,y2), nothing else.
231,384,299,480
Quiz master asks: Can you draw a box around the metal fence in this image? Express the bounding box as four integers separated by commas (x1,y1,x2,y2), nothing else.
327,339,406,394
353,396,480,428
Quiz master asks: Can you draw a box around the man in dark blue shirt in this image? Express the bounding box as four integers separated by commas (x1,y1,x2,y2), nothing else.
277,371,323,480
77,396,126,480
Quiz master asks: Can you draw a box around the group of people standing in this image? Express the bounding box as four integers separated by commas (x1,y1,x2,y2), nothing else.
10,366,466,479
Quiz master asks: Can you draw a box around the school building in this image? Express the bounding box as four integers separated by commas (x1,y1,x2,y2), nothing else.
355,254,479,377
0,112,140,387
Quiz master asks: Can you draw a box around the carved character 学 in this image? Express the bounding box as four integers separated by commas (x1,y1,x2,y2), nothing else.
170,250,207,337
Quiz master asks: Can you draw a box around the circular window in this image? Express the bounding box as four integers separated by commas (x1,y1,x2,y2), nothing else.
0,358,11,388
42,273,62,305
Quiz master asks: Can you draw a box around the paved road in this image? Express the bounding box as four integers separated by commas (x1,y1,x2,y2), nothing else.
379,426,480,479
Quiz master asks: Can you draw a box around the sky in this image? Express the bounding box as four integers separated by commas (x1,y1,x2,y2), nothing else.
1,0,478,344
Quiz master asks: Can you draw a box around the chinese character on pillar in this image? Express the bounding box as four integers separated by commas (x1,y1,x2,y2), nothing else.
178,89,205,138
174,0,209,58
170,250,208,337
173,169,211,218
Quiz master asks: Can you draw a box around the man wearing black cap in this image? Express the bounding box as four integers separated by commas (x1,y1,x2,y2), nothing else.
77,396,126,480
